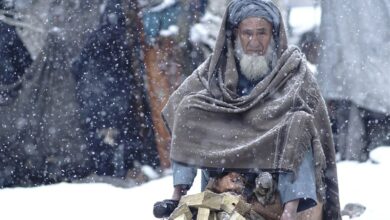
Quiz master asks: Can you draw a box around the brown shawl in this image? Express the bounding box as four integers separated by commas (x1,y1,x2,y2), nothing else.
162,5,341,219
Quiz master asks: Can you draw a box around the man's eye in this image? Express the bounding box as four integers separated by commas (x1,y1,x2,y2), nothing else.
242,31,252,37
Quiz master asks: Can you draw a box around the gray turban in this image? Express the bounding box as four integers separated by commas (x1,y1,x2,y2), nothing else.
228,0,280,38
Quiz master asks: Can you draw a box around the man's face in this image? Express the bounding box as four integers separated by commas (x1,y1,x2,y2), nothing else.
235,17,273,56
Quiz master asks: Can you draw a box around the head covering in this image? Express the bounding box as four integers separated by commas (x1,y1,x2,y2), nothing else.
227,0,281,40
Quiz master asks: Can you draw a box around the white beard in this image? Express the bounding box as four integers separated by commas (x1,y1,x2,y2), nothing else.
234,38,276,81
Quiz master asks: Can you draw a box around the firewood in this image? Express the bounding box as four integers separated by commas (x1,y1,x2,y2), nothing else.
196,208,210,220
180,190,223,210
169,204,193,220
172,214,190,220
208,211,217,220
220,193,251,215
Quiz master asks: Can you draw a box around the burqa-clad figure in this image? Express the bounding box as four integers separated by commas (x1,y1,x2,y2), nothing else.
0,0,100,187
0,31,91,187
73,0,159,178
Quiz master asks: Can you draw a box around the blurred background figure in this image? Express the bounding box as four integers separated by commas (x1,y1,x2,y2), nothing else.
318,0,390,161
285,0,320,66
298,30,320,66
189,0,230,57
140,0,208,170
0,0,32,86
72,0,160,180
0,0,32,187
0,0,101,187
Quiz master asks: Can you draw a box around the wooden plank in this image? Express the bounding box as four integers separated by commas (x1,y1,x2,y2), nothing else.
196,208,210,220
221,193,240,214
221,193,251,215
173,214,189,220
180,191,223,210
208,211,217,220
169,203,193,220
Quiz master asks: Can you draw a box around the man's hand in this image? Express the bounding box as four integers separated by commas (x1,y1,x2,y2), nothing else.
280,200,299,220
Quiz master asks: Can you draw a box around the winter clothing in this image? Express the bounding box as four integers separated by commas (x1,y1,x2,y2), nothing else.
0,32,91,187
0,21,32,85
278,150,317,212
72,0,159,177
163,0,341,218
0,0,103,187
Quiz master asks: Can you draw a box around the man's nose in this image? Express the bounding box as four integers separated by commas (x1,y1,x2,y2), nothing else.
248,36,262,49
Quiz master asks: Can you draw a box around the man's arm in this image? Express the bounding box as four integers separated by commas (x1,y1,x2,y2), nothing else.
171,161,198,200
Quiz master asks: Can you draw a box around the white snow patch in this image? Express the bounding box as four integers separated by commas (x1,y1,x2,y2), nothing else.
190,12,223,49
288,5,321,46
0,147,389,219
159,25,179,37
149,0,176,13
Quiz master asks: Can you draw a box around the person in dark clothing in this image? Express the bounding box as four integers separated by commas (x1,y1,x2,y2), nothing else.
0,1,32,103
0,30,92,187
72,0,159,178
0,0,104,188
0,22,32,85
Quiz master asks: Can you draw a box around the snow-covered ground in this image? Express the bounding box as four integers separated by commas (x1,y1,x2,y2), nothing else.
0,147,389,220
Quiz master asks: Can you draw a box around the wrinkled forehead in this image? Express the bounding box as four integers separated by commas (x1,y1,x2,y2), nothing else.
237,17,273,31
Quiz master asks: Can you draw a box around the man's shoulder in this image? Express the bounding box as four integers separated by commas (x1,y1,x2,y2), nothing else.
190,55,212,77
176,56,212,93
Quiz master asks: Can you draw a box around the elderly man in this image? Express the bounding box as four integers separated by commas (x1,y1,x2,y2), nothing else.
153,0,341,219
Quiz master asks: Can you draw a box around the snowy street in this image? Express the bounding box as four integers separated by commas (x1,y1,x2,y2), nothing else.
0,147,389,220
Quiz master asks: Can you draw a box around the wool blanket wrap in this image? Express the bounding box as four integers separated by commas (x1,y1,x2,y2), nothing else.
163,48,340,219
162,2,341,218
164,46,326,181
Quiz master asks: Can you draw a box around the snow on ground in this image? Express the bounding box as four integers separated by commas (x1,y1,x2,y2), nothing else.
0,147,389,220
